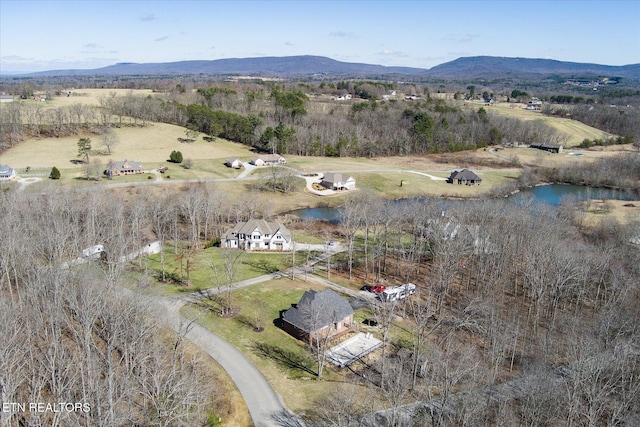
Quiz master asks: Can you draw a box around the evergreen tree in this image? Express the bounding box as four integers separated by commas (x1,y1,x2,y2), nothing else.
77,138,92,163
169,150,183,163
49,166,61,180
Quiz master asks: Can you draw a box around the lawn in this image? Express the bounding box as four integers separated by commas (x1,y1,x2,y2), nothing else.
144,244,294,295
181,279,372,412
354,169,521,199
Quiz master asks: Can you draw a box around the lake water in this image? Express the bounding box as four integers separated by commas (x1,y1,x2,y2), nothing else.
288,184,639,222
513,184,639,207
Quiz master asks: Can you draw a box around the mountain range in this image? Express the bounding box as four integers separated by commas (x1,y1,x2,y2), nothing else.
16,55,640,79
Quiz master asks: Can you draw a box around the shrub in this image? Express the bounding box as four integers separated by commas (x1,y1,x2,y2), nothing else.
49,166,61,180
183,158,193,169
169,150,183,163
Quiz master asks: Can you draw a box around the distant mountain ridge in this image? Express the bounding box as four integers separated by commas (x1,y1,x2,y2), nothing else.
427,56,640,79
18,55,640,79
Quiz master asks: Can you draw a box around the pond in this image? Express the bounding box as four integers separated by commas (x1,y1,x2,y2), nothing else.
515,184,639,207
287,184,639,222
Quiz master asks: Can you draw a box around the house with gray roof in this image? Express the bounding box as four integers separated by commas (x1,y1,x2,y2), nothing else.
249,154,286,166
447,169,482,185
282,289,354,342
104,159,144,178
221,219,292,251
321,172,356,191
0,164,16,180
224,158,242,169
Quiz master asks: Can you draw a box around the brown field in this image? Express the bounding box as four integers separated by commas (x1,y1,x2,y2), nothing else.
51,88,157,107
579,199,640,227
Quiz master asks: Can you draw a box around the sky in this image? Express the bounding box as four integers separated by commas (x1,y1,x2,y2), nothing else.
1,0,639,74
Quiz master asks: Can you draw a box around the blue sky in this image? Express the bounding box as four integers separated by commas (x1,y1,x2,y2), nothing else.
1,0,639,73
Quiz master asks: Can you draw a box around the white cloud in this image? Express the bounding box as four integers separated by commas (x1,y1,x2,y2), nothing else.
376,49,407,58
330,31,355,38
139,14,156,22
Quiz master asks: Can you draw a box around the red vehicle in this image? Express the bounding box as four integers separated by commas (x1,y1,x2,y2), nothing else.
370,284,386,294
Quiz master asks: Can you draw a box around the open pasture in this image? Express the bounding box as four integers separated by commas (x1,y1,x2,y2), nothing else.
465,101,614,146
0,122,257,181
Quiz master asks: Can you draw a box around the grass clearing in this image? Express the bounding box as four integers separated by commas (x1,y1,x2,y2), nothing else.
355,169,520,199
144,245,293,295
578,199,640,227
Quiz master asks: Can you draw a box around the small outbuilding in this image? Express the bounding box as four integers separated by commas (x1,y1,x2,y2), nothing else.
282,289,354,343
0,164,16,180
224,158,242,169
447,169,482,185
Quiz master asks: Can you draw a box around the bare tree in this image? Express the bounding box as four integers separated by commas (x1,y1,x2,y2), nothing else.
210,249,245,316
100,126,120,155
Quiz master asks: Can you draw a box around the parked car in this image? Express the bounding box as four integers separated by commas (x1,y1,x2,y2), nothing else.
370,284,386,294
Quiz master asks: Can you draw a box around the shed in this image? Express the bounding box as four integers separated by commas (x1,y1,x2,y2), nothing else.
224,158,242,169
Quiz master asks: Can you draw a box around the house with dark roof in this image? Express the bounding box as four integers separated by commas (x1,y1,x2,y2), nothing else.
529,142,563,153
321,172,356,191
0,164,16,180
104,159,144,178
447,169,482,185
282,289,354,342
221,219,292,251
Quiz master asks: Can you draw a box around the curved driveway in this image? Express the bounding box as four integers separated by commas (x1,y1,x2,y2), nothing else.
154,296,289,427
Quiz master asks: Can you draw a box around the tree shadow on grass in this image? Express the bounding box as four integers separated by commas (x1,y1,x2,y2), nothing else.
245,259,280,274
252,342,316,376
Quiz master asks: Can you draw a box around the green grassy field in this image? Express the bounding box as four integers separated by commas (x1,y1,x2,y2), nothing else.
143,244,294,295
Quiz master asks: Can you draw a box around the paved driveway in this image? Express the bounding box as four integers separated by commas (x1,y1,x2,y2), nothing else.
154,296,291,427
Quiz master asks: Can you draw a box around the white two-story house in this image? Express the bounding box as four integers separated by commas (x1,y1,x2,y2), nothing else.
221,219,292,251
